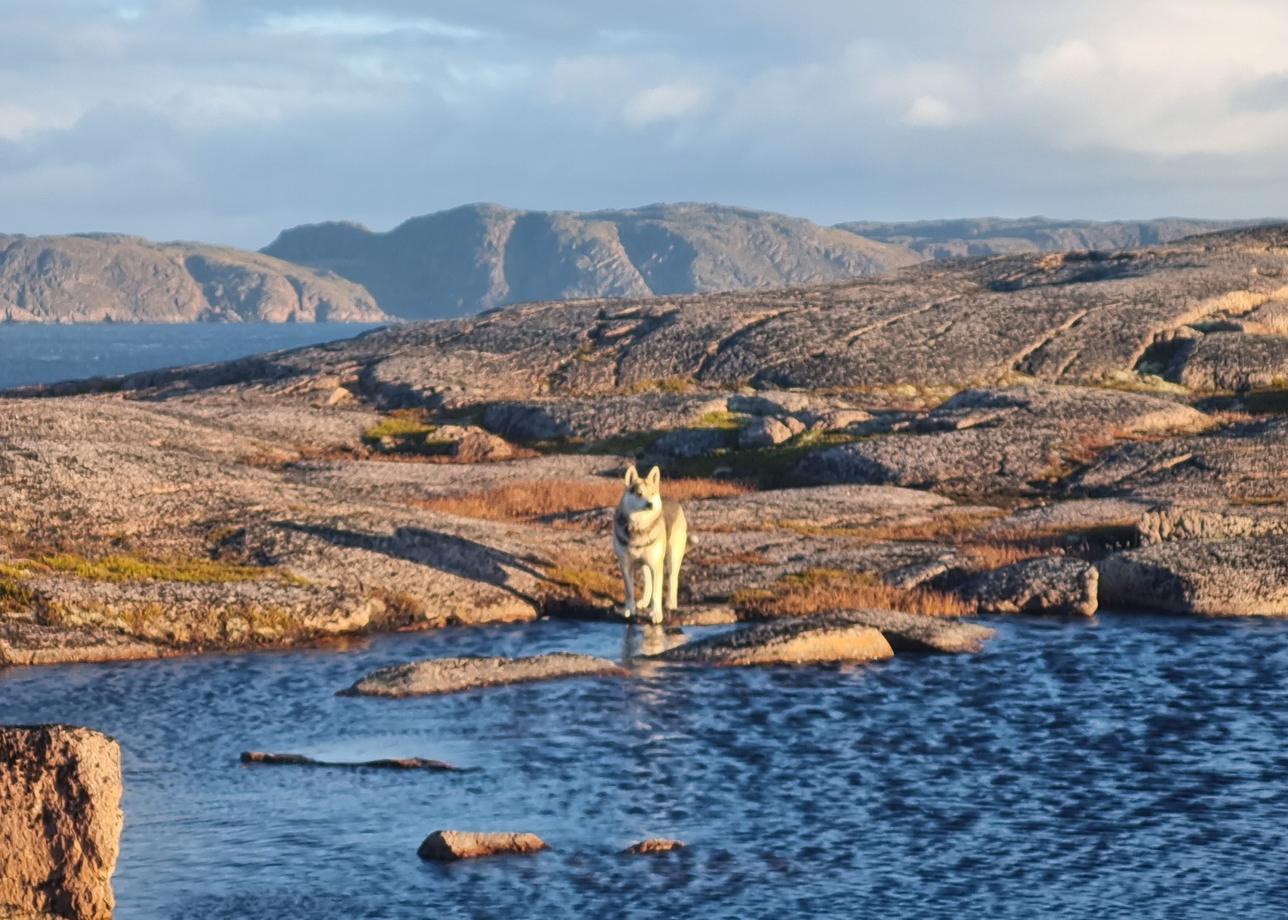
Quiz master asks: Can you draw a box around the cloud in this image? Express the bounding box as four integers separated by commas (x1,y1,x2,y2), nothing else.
260,10,484,41
1,0,1287,246
902,95,960,129
622,80,708,127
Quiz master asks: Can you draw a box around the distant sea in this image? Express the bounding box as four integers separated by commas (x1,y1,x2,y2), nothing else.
0,323,385,390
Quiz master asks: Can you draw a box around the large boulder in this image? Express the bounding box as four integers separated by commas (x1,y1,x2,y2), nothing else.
657,614,895,666
959,556,1099,616
818,608,995,653
0,726,123,920
1135,501,1288,544
1098,538,1288,616
417,830,547,861
737,416,794,449
1170,331,1288,391
339,653,627,697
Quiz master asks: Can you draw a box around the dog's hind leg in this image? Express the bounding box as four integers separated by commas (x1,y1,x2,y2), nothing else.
666,540,685,612
666,506,688,612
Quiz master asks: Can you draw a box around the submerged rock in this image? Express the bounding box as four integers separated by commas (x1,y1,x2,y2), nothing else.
417,830,548,861
624,838,687,855
0,725,123,920
239,751,455,771
657,614,894,667
339,652,628,697
1098,538,1288,616
960,556,1099,616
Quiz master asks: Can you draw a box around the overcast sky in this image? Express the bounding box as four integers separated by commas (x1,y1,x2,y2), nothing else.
3,0,1288,248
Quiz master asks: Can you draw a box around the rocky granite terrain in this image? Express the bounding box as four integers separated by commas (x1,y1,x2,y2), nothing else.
0,233,387,324
2,225,1288,668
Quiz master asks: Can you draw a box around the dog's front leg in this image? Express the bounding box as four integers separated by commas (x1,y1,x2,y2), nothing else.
617,549,637,620
638,563,654,613
646,553,665,624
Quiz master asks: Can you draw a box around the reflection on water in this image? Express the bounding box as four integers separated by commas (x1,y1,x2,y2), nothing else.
3,614,1288,918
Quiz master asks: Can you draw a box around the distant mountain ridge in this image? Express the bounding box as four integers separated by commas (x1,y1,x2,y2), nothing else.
262,202,922,320
0,233,386,324
838,216,1255,260
0,206,1268,324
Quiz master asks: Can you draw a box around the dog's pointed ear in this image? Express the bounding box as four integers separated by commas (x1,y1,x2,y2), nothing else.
646,465,661,487
624,464,640,486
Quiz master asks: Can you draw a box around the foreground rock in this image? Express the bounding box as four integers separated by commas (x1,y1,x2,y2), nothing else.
657,615,895,667
340,653,627,697
624,838,686,855
0,726,122,920
1098,539,1288,616
417,830,548,861
817,608,996,654
960,557,1099,616
239,751,455,771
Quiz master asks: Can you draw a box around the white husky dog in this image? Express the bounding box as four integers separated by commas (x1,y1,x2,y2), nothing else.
613,465,688,624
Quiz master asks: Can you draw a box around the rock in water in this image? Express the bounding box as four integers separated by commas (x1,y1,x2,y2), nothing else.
1098,538,1288,616
239,751,455,771
817,608,995,654
0,725,123,920
961,556,1100,616
624,838,686,855
417,830,548,861
339,652,628,697
657,615,895,667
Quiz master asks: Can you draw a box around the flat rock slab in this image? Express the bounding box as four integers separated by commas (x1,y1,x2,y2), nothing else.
624,838,687,855
339,652,628,697
656,615,894,667
817,608,996,654
418,830,548,861
0,725,123,920
1098,538,1288,616
1172,331,1288,391
960,556,1099,616
239,751,455,771
1135,501,1288,544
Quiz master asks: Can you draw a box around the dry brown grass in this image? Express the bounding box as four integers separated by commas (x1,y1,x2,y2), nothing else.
418,477,751,523
958,541,1047,570
542,564,622,606
732,568,973,619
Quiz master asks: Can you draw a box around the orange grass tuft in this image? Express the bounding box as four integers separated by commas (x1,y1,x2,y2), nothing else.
732,568,973,619
418,477,751,523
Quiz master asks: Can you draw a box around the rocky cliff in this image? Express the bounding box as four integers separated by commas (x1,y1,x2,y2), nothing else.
0,233,387,323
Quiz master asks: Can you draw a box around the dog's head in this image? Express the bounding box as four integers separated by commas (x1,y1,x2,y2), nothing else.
621,464,663,513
